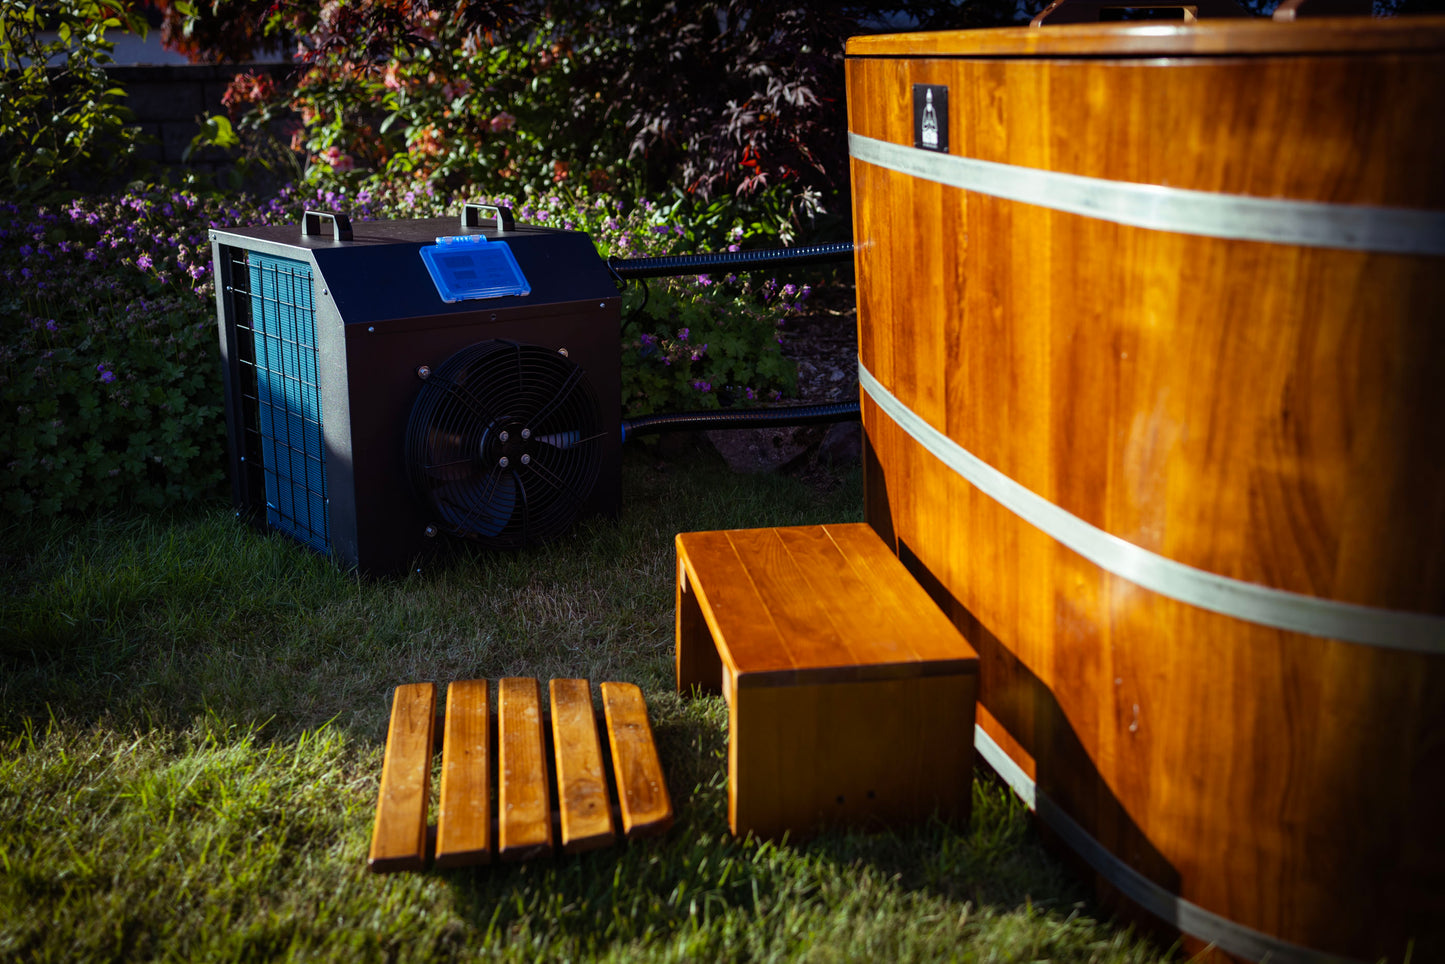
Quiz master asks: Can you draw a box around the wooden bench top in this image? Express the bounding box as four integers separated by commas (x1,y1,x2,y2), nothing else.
675,523,979,688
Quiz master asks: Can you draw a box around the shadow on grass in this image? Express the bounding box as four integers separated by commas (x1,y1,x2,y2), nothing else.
0,441,861,742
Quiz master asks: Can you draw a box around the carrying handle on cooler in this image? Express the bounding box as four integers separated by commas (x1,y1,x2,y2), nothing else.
461,203,515,233
301,209,353,242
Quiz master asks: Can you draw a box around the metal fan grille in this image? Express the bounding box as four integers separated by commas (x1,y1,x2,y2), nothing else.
405,340,604,549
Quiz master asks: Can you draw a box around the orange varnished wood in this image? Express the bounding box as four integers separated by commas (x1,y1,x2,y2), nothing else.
435,679,491,869
497,677,553,861
600,682,675,839
846,15,1445,59
676,554,724,696
367,682,436,873
847,20,1445,962
676,523,980,839
729,675,975,841
549,678,617,853
674,530,794,679
675,525,980,687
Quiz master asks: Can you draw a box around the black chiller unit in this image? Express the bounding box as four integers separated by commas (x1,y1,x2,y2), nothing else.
210,205,622,574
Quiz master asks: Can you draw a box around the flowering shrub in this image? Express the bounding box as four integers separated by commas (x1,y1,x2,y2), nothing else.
0,0,151,196
0,187,301,518
1,179,804,517
620,275,804,417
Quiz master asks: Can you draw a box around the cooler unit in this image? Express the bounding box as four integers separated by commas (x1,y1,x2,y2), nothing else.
210,205,622,574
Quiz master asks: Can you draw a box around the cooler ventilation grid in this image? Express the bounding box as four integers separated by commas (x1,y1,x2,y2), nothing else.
231,252,329,554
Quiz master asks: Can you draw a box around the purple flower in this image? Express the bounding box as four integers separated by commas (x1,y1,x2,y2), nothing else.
45,319,58,332
691,380,712,393
18,244,32,257
639,333,657,348
137,253,153,270
677,327,690,343
782,284,798,297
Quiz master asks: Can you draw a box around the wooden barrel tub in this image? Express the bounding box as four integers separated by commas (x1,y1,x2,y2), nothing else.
845,16,1445,963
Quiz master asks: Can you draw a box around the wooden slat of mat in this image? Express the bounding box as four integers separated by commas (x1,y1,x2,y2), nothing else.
600,682,673,838
367,682,436,873
549,679,617,854
435,679,491,869
497,677,554,860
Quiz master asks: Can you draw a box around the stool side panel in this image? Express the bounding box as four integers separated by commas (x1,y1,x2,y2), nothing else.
677,552,725,696
436,678,492,868
729,674,976,840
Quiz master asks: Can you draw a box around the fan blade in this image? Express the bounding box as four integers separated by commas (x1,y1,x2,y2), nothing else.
420,456,477,482
522,451,589,508
533,429,580,450
521,365,584,429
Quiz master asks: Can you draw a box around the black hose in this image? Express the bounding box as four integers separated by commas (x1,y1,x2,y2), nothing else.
608,242,856,280
621,400,859,442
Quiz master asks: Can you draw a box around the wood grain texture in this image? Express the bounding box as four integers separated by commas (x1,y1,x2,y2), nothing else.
549,679,617,853
674,524,979,688
845,15,1445,58
848,22,1445,962
497,677,553,861
675,551,724,696
367,682,436,873
435,679,491,869
601,682,674,839
729,675,976,841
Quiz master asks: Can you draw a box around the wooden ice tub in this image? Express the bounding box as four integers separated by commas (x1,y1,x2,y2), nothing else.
846,16,1445,963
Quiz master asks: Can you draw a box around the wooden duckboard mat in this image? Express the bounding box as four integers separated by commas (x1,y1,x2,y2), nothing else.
367,678,672,872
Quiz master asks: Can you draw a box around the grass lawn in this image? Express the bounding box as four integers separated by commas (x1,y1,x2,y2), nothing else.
0,438,1174,962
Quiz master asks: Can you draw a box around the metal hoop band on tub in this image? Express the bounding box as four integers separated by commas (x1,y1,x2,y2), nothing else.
858,361,1445,652
848,132,1445,256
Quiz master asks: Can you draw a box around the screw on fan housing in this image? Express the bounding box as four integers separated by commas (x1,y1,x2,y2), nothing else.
416,365,431,380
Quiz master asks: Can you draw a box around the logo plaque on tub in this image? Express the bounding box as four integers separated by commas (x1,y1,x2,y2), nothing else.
913,85,948,153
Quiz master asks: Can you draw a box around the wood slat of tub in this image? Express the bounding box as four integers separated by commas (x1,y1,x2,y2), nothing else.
435,679,491,869
497,677,553,861
600,682,673,839
367,682,435,873
548,679,616,854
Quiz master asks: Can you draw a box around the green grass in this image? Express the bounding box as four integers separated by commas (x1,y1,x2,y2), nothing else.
0,440,1176,962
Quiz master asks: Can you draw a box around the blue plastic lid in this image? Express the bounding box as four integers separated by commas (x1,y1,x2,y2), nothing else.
419,234,531,303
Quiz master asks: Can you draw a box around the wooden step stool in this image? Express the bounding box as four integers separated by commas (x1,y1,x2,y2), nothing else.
675,523,979,840
368,678,672,872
